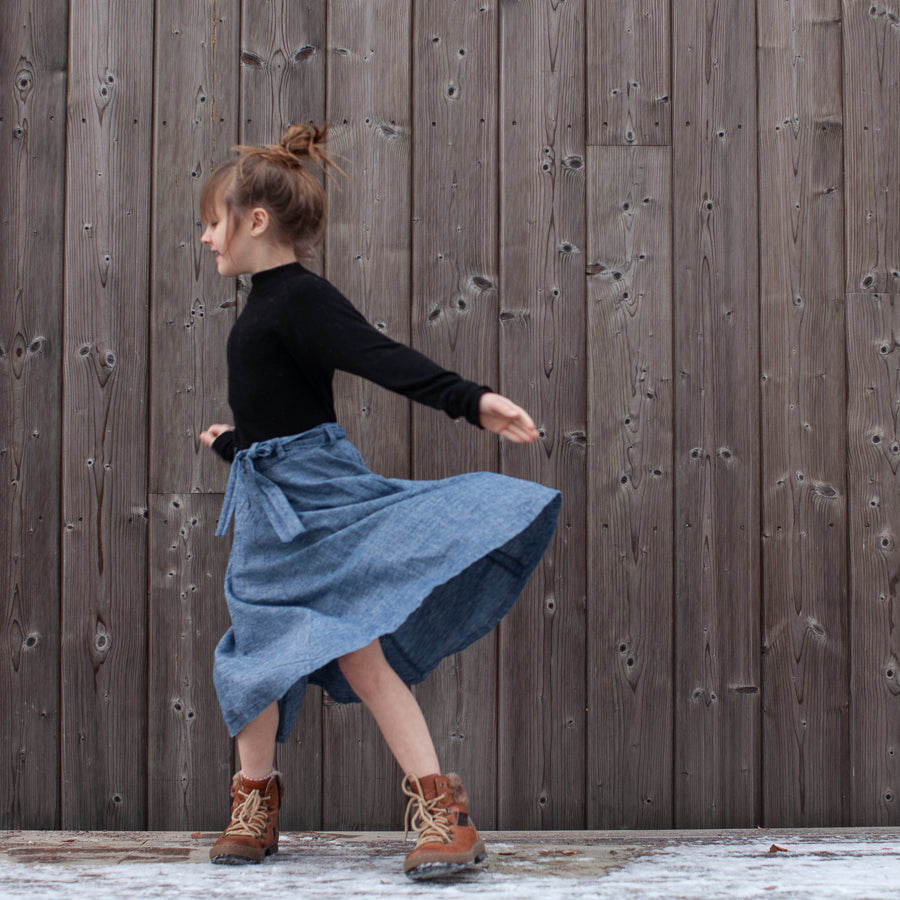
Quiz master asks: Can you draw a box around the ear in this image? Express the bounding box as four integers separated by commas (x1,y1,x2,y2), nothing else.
248,207,271,237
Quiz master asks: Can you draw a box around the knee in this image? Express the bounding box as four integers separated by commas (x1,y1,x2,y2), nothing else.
338,643,392,701
338,649,377,699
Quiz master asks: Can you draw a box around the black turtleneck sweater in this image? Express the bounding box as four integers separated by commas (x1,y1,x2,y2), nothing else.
212,263,492,461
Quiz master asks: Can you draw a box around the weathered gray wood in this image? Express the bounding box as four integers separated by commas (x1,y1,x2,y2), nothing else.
7,0,900,833
322,0,413,831
240,0,327,831
0,0,68,829
327,1,413,480
150,0,239,495
240,0,326,155
411,0,501,828
497,0,587,830
587,0,671,146
842,2,900,293
672,0,761,828
148,494,233,830
848,292,900,826
61,0,153,829
586,147,674,829
758,0,849,827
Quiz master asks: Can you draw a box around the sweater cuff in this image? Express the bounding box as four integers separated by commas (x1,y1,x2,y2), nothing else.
212,430,236,462
464,385,494,429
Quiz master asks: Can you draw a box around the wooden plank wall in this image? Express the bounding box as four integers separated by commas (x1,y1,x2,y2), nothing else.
2,0,899,832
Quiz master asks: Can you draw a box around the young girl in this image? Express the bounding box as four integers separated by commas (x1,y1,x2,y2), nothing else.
198,124,561,880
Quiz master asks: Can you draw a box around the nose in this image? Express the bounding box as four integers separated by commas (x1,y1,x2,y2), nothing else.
200,225,212,245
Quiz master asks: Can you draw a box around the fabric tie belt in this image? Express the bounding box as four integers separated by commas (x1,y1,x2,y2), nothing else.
216,443,306,543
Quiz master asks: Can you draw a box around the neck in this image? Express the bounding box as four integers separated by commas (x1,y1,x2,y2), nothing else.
248,243,296,275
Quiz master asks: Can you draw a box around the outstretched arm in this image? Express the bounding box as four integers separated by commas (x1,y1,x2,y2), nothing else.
478,393,539,443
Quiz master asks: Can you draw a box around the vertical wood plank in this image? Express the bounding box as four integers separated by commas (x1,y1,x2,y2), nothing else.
842,1,900,294
148,494,233,829
240,1,326,152
848,292,900,825
61,0,153,829
322,0,412,830
672,0,761,828
150,0,239,496
147,0,240,833
240,0,327,831
0,0,68,829
587,0,671,146
586,147,674,829
327,0,412,481
411,0,500,828
497,0,587,830
758,0,849,826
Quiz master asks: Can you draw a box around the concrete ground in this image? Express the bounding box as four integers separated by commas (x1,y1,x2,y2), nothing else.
1,828,898,899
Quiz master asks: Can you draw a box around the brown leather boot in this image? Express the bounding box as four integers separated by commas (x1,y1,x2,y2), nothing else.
209,771,282,864
402,772,487,880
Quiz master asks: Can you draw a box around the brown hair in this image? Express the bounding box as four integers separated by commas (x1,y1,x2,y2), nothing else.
200,124,346,258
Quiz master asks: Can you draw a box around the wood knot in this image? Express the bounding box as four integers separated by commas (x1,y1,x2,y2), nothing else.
469,274,494,293
240,50,265,68
291,45,316,65
499,309,528,326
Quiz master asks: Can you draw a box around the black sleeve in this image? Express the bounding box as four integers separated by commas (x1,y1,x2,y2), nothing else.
211,430,237,462
285,282,493,427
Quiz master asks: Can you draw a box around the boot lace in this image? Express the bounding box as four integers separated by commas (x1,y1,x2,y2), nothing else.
402,775,452,846
223,788,269,839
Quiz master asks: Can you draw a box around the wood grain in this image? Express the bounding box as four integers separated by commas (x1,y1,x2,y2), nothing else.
148,494,233,830
61,0,153,829
411,0,500,828
7,0,900,832
240,0,326,153
588,0,671,146
758,0,849,826
497,0,587,830
586,146,673,829
240,0,327,831
672,0,761,828
0,0,68,829
842,1,900,293
848,292,900,825
150,0,239,495
322,0,412,830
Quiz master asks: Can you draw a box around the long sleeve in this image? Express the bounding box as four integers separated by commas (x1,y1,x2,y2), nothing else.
212,430,237,462
221,263,493,452
281,280,493,426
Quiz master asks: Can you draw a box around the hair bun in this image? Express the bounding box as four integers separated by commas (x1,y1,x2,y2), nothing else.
278,123,346,184
231,123,346,186
280,123,326,158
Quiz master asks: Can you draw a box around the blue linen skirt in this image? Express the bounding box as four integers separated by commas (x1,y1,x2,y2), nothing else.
213,422,561,742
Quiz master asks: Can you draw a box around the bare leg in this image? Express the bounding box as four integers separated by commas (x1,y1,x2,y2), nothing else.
235,702,279,778
338,639,441,777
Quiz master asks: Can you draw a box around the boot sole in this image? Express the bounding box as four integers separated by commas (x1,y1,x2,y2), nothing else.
405,851,487,881
210,854,265,866
210,845,278,865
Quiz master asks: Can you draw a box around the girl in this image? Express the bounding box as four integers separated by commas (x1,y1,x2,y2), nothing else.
198,124,561,880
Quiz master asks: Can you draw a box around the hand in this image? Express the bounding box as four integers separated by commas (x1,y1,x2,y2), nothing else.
478,393,540,443
199,423,234,449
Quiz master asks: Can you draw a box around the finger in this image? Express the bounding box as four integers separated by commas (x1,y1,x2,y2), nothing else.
512,407,537,431
503,421,537,443
505,412,538,439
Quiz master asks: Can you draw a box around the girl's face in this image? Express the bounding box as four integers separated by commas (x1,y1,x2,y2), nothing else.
201,201,255,277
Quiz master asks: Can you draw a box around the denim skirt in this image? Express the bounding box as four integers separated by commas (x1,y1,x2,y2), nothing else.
213,422,561,742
